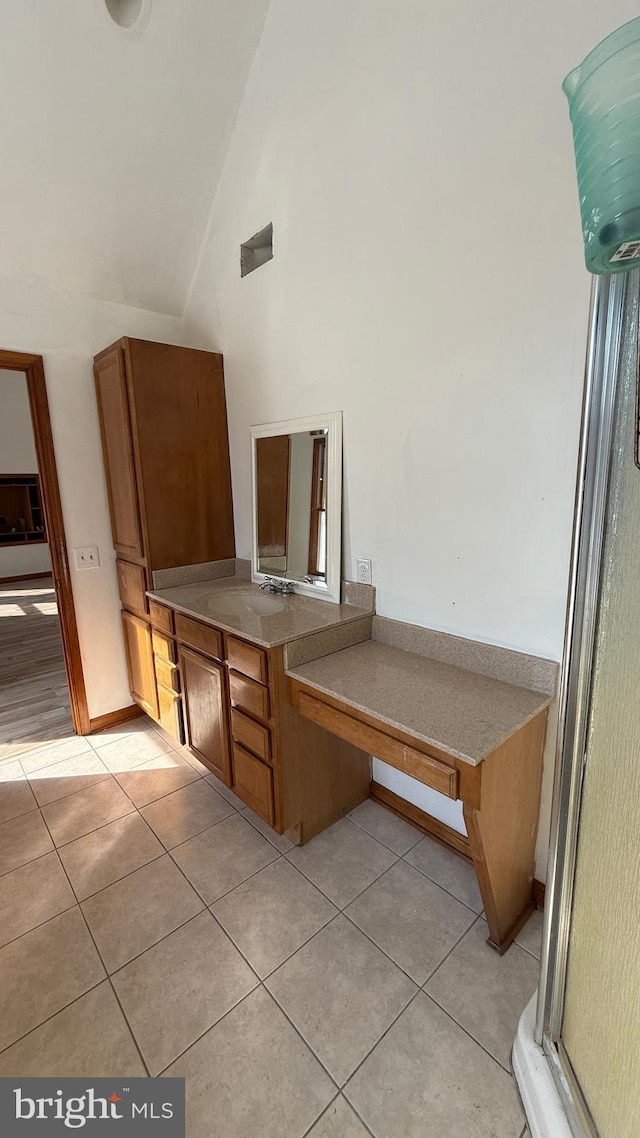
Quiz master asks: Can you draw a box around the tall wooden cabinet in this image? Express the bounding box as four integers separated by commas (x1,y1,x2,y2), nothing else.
94,338,235,737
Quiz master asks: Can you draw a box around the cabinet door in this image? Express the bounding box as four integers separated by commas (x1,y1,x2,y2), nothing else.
94,347,144,561
179,645,231,784
122,611,158,719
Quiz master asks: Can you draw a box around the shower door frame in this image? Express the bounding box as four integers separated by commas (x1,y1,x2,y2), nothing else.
535,270,633,1138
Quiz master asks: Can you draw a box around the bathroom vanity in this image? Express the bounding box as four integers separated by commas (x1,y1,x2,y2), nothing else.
146,571,374,842
94,352,554,954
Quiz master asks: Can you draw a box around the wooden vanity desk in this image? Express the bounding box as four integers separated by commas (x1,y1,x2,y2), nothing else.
287,636,555,954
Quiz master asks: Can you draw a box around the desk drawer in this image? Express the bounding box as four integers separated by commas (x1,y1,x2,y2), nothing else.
229,670,270,722
231,708,271,763
226,636,268,684
149,600,174,635
175,614,222,661
232,743,274,825
151,629,177,664
297,691,459,800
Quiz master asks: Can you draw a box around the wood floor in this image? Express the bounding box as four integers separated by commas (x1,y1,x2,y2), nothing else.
0,577,73,758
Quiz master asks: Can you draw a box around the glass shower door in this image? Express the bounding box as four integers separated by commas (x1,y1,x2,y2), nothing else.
537,271,640,1138
560,275,640,1138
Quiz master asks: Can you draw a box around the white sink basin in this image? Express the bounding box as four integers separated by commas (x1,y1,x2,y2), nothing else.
196,589,287,617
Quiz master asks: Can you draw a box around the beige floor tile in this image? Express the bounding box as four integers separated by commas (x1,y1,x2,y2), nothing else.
172,813,279,903
515,909,543,960
164,987,334,1137
267,915,416,1085
112,910,258,1074
240,805,295,852
82,854,204,972
177,747,211,776
345,859,476,983
113,750,201,808
88,715,155,749
0,759,25,782
405,835,483,911
0,776,37,825
0,981,146,1076
204,772,246,810
286,818,397,908
58,813,163,900
0,809,53,875
212,859,337,978
140,779,234,848
349,799,422,855
0,908,105,1051
19,735,92,775
345,992,525,1137
28,750,111,807
307,1096,370,1137
98,727,174,774
425,917,539,1069
42,777,135,846
0,851,75,947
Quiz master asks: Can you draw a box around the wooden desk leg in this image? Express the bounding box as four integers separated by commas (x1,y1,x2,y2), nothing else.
463,710,548,953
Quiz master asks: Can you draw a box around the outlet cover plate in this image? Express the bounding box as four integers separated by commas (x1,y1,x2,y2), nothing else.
356,559,372,585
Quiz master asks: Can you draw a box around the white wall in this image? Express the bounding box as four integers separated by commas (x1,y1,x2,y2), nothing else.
0,272,183,720
183,0,639,878
0,370,51,578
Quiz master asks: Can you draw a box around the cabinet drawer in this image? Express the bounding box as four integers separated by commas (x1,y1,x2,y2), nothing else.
175,613,222,661
149,600,174,635
151,629,177,664
157,683,184,745
231,708,271,763
226,636,268,684
154,654,180,693
117,559,148,616
229,670,270,722
297,691,459,800
232,743,274,826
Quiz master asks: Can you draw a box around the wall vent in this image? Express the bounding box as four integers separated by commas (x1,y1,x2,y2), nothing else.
241,223,273,278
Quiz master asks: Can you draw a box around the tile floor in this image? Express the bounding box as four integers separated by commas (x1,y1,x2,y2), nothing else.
0,717,541,1137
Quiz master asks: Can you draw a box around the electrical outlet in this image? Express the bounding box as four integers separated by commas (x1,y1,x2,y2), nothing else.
74,546,100,570
356,559,372,585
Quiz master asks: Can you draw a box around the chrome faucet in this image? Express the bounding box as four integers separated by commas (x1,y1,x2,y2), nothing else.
259,576,296,595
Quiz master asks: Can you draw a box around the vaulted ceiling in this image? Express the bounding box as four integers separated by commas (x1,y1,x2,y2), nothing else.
0,0,269,314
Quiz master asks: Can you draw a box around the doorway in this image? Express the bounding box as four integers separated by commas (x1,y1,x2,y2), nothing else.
0,350,89,751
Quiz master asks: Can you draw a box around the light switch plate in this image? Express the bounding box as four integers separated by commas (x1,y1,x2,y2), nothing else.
74,546,100,570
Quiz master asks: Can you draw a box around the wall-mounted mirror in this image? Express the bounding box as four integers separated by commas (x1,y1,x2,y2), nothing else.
251,412,342,603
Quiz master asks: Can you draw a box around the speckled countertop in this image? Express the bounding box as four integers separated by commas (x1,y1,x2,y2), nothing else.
286,640,552,766
147,576,372,649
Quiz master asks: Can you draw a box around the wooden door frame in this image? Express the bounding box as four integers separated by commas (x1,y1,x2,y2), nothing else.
0,350,90,735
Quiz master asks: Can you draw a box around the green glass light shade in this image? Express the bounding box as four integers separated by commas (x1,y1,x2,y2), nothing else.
564,17,640,274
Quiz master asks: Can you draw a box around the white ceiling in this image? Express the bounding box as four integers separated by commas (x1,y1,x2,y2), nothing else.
0,0,269,314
